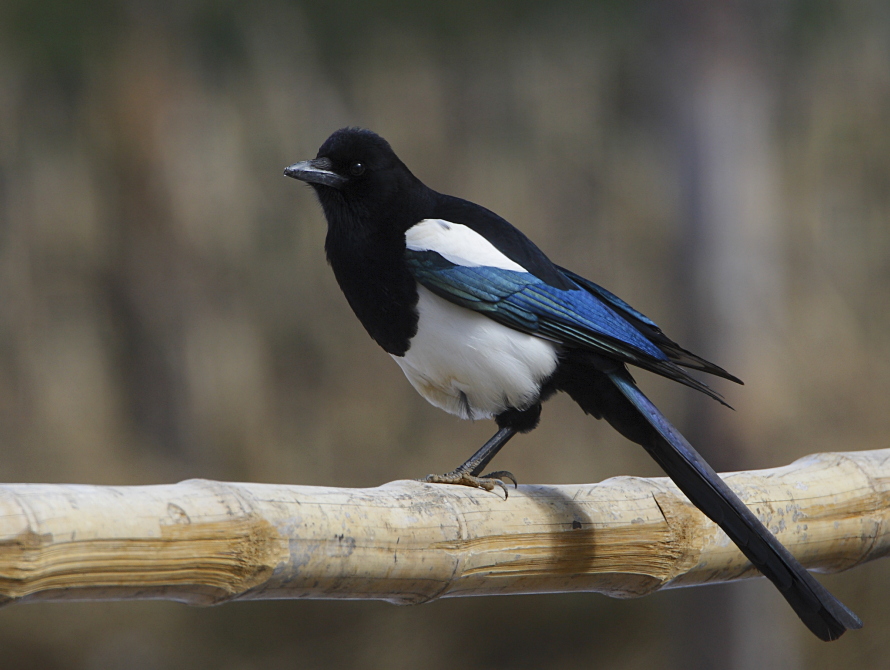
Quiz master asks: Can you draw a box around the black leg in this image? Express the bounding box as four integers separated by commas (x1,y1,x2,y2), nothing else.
423,426,519,496
464,426,518,475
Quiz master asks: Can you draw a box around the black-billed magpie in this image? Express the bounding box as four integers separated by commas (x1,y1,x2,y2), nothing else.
284,127,861,641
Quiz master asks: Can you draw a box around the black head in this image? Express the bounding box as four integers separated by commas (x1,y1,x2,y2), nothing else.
284,128,428,233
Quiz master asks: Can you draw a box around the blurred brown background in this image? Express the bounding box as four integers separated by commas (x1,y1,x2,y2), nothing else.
1,0,888,668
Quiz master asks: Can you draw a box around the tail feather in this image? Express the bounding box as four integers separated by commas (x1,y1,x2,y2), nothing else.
606,370,862,641
551,352,861,640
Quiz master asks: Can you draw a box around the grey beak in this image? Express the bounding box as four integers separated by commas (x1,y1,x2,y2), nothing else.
283,157,347,189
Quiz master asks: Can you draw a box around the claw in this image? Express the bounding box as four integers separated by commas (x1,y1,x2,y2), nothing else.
481,470,518,489
422,470,513,499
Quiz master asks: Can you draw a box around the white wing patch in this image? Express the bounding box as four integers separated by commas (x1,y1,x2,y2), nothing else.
405,219,527,272
392,286,559,420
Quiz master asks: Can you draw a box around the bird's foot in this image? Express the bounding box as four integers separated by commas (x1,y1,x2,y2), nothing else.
422,470,518,499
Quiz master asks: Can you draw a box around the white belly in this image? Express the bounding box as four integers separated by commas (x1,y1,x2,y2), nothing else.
391,286,560,420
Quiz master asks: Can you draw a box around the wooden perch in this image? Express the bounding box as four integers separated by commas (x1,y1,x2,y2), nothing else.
0,449,887,607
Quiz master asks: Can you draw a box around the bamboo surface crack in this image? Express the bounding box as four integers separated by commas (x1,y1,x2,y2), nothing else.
829,451,890,569
0,450,887,606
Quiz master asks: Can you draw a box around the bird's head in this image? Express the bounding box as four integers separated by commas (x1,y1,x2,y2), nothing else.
284,128,426,232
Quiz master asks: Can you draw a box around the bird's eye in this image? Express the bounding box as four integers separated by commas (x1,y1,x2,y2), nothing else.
349,162,365,176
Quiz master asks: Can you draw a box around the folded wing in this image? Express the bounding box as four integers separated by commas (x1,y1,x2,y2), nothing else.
406,247,731,404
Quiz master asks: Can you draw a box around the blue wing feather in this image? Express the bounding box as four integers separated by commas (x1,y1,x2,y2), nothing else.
557,265,743,384
406,250,666,360
556,266,659,328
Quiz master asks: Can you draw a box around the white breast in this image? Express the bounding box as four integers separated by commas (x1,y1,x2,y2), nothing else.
391,286,560,420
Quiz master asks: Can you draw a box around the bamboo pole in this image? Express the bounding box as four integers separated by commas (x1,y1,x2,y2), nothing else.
0,449,887,607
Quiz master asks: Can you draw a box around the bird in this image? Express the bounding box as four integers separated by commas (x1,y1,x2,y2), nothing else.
284,127,862,641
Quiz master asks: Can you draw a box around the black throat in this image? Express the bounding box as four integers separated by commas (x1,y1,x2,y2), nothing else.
318,184,430,357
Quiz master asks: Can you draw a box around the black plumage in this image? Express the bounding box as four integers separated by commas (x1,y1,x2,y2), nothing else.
284,127,862,641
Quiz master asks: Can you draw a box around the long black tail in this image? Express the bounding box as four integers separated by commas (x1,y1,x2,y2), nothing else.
555,358,862,641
